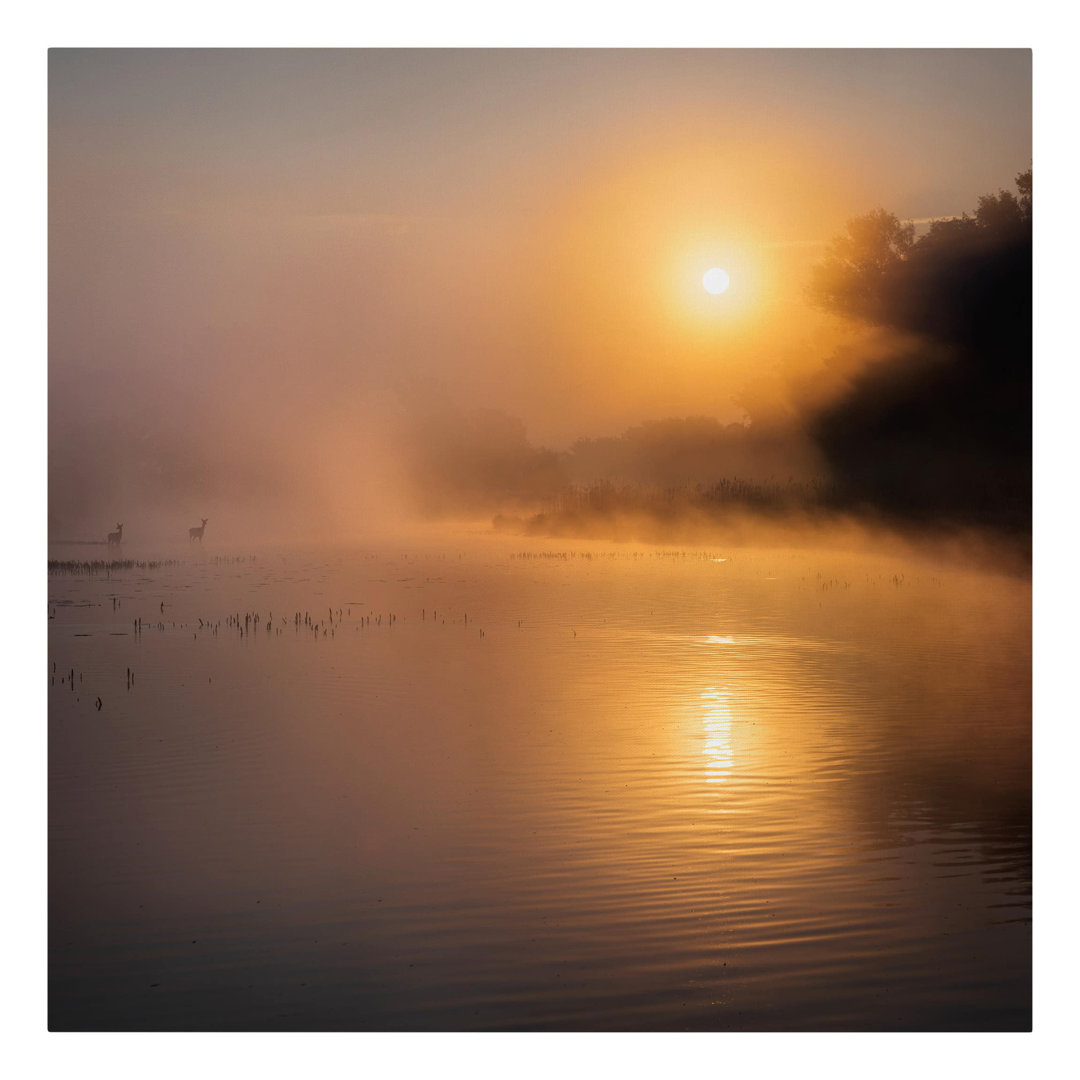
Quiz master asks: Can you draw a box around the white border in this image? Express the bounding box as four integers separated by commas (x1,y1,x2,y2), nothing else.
9,3,1076,1076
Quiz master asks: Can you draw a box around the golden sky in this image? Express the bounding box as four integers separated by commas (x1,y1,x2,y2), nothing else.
48,49,1031,532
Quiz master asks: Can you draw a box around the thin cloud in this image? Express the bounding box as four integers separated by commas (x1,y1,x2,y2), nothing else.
905,214,962,226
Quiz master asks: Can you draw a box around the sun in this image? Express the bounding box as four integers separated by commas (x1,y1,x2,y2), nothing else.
703,267,730,295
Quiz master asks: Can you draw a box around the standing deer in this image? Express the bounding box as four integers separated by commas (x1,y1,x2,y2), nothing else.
107,523,123,546
189,518,208,542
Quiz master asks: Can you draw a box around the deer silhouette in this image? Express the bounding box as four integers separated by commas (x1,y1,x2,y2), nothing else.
189,518,208,542
107,523,123,546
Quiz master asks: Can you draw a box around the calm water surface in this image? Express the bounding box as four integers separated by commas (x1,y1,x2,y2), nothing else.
48,536,1031,1030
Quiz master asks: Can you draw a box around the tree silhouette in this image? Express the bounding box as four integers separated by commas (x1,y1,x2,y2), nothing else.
806,172,1031,537
809,209,915,324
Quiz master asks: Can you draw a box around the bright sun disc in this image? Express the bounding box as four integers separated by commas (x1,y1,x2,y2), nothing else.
703,267,730,295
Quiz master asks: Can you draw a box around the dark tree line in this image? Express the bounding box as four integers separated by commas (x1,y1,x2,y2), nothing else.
807,172,1032,535
564,417,810,489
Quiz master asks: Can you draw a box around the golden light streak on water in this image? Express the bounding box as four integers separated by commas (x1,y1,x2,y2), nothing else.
700,688,736,783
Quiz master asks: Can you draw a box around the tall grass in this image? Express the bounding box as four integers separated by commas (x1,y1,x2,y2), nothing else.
48,559,180,575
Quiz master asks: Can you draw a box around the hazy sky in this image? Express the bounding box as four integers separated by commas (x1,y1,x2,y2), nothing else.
49,49,1030,537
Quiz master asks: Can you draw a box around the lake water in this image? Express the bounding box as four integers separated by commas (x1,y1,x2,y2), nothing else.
48,534,1031,1030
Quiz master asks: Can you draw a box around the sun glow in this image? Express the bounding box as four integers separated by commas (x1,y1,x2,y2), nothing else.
663,239,769,339
703,267,730,294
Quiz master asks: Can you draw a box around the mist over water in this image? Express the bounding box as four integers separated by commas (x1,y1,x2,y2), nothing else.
49,532,1030,1031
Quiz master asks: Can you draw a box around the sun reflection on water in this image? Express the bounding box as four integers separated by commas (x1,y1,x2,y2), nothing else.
700,687,735,783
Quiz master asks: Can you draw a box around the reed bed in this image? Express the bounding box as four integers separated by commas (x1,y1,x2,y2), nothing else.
48,559,180,575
